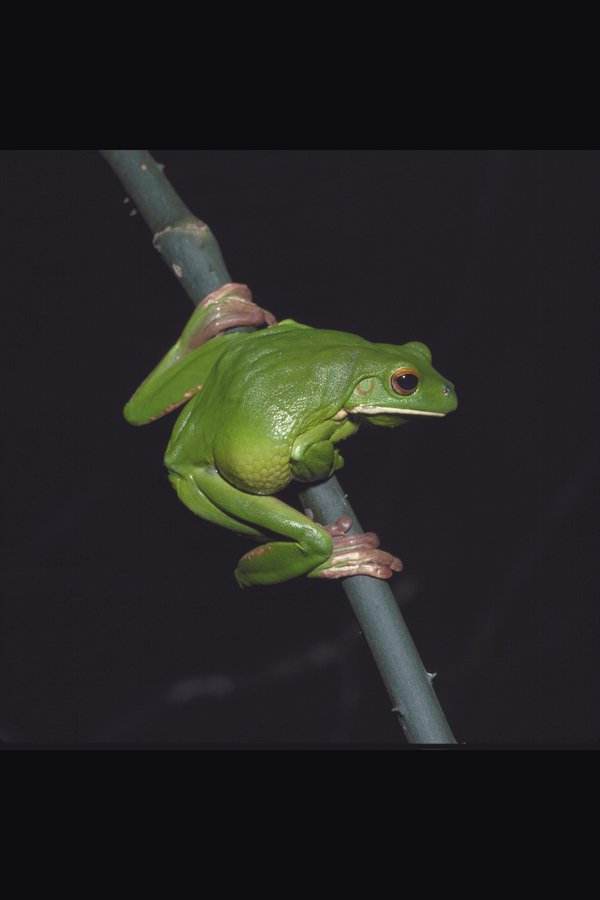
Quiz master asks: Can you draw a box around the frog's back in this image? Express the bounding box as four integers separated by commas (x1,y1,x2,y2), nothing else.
165,321,375,495
210,320,374,429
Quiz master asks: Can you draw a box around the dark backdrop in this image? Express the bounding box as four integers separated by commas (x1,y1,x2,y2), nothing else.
2,150,598,745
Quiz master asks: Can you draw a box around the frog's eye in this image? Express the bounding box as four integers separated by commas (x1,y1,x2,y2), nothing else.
391,368,419,395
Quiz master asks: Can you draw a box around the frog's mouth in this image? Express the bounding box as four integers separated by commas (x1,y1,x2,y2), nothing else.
349,405,446,417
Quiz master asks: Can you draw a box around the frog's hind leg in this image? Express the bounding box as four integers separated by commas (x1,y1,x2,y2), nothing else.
124,283,276,427
172,465,334,588
169,472,266,538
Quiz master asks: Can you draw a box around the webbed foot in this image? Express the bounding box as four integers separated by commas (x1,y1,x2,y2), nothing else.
305,513,403,580
192,284,276,344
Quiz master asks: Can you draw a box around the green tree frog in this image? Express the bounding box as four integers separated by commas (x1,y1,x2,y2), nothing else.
125,284,457,587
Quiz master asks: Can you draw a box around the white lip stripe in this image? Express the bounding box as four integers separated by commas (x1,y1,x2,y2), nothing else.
349,406,446,417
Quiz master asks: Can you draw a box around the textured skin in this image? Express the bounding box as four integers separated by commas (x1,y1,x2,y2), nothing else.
125,306,457,586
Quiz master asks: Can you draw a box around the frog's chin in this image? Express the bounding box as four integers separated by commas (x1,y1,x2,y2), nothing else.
346,405,446,428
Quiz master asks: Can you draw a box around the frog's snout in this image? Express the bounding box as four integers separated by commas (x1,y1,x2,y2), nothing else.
441,381,458,413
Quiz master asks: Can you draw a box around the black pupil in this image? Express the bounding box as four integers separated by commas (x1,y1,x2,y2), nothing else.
396,373,418,392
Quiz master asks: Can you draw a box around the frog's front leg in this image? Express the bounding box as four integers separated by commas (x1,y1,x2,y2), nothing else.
290,440,343,482
290,417,358,483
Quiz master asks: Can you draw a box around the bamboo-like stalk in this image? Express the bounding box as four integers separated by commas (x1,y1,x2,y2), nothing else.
101,149,456,744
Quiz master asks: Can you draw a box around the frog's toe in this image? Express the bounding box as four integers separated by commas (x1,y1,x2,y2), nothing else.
301,511,402,579
323,514,353,536
303,510,353,536
195,284,277,341
312,546,403,580
330,530,381,550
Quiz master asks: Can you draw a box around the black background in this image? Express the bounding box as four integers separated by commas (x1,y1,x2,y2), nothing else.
1,150,598,746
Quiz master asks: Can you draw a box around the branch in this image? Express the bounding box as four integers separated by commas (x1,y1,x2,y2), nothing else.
101,149,456,744
99,150,230,301
298,479,455,742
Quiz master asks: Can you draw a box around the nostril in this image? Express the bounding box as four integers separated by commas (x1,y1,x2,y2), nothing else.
443,384,452,396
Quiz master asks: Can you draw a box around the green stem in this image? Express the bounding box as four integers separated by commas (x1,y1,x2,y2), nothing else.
299,479,456,743
99,150,230,302
101,149,456,744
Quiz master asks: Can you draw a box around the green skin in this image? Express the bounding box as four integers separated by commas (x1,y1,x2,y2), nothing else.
124,288,457,587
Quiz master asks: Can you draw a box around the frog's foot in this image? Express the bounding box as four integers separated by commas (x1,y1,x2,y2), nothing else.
312,541,403,579
304,514,403,579
188,283,277,347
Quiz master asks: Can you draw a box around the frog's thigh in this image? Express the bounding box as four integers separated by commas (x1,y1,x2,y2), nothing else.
189,465,334,587
169,471,264,538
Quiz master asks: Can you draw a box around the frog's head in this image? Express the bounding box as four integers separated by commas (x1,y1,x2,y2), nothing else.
344,341,457,427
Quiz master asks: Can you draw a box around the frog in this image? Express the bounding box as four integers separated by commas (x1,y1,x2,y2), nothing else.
124,283,457,587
